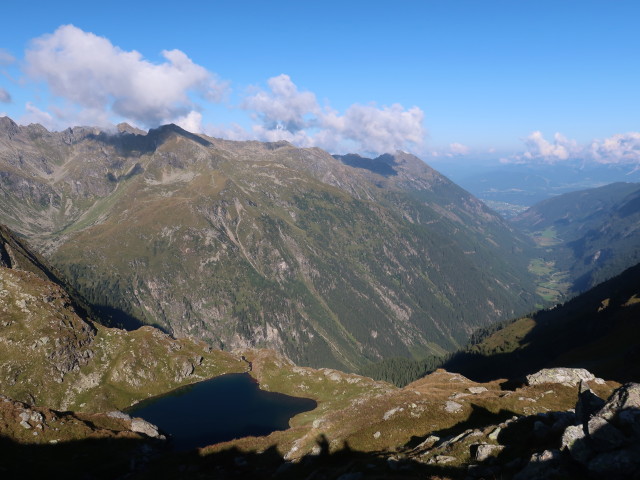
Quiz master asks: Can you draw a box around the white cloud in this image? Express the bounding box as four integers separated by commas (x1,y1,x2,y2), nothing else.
24,25,228,128
242,74,319,132
590,132,640,164
240,75,425,154
0,88,10,103
174,110,203,133
506,130,640,165
522,131,578,162
324,103,425,154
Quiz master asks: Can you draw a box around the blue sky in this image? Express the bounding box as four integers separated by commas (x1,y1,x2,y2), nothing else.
1,0,639,164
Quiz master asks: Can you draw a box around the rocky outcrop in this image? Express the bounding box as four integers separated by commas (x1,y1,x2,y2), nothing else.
525,367,601,386
493,376,640,479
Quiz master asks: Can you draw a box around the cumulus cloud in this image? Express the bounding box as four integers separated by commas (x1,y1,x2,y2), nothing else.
24,25,227,128
590,132,640,164
324,103,425,153
0,88,10,103
241,74,425,154
242,74,319,132
505,130,640,165
522,131,578,162
174,110,204,133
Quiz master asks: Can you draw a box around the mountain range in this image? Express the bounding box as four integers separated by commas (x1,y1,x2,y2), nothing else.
1,114,639,478
0,116,540,370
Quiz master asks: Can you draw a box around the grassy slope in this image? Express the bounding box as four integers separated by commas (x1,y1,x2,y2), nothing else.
0,266,246,412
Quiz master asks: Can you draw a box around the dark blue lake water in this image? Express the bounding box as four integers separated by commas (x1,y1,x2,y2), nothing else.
126,373,316,451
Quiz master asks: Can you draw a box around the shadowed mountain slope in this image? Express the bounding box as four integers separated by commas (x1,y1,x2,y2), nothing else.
444,262,640,383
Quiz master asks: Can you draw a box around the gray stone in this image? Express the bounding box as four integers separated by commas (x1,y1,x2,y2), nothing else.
488,426,501,440
596,383,640,423
561,425,592,464
433,455,456,464
472,443,504,462
130,418,161,438
20,420,31,429
107,410,132,421
467,386,488,394
444,401,463,413
588,416,627,452
513,449,563,480
29,411,44,424
526,367,595,386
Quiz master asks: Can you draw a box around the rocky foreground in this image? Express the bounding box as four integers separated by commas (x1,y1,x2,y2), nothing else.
2,356,638,479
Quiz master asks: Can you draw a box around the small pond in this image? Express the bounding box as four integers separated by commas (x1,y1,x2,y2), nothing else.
126,373,317,451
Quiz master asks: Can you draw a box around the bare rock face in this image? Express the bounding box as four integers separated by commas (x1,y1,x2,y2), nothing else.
130,417,162,438
525,367,596,386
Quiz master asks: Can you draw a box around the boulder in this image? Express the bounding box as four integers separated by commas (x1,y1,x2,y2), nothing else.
471,443,504,462
130,418,161,438
467,386,488,394
561,425,592,464
595,383,640,423
526,368,595,386
513,450,565,480
587,416,627,452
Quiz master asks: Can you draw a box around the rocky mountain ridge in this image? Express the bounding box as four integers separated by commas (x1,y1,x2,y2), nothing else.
0,116,540,369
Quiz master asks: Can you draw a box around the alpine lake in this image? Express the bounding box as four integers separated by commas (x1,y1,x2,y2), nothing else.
126,373,317,451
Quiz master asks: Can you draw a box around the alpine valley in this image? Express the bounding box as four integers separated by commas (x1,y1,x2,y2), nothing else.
0,116,540,370
2,116,640,480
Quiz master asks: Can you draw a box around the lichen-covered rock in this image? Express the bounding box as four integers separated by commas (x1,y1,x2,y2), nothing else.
526,368,595,386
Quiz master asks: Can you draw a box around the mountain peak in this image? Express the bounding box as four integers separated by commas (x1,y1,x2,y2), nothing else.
0,116,19,137
116,122,147,135
147,123,212,147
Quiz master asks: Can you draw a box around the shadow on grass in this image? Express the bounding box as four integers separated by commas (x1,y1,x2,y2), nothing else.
404,404,518,450
0,433,470,480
